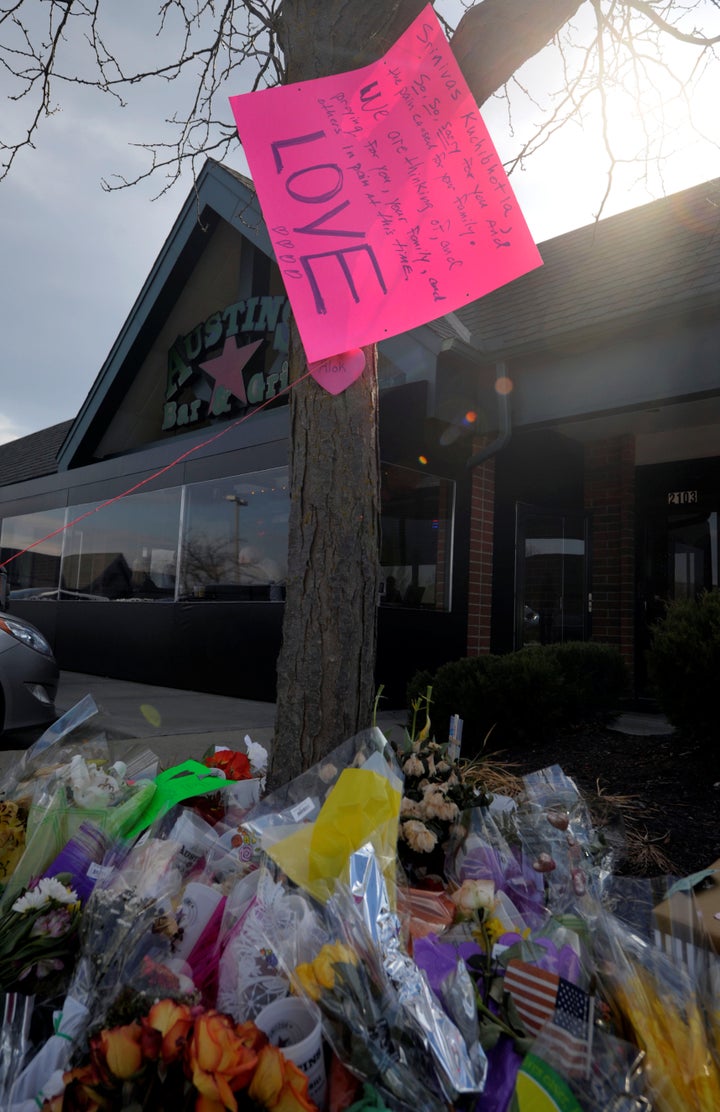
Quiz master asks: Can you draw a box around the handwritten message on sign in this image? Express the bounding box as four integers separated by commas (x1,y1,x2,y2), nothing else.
229,3,542,365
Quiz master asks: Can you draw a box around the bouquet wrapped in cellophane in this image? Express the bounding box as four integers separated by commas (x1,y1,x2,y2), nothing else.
2,792,258,1110
245,728,487,1111
0,695,158,913
590,894,720,1112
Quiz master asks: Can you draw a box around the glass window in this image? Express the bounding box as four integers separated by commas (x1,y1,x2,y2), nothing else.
380,463,454,610
60,488,182,600
1,508,66,599
178,467,289,601
669,511,718,600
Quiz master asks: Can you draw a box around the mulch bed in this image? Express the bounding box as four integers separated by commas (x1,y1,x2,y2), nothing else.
482,723,720,878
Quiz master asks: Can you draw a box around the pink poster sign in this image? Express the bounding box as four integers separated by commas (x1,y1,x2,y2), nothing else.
229,4,542,365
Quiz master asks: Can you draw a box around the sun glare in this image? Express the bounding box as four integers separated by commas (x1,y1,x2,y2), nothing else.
475,0,720,239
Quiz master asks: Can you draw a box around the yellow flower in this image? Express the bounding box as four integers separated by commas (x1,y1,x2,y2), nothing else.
295,962,322,1001
472,915,506,948
0,801,26,882
323,941,357,968
312,948,339,990
296,941,357,1000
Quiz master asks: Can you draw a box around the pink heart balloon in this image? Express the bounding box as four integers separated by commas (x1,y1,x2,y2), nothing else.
309,349,366,395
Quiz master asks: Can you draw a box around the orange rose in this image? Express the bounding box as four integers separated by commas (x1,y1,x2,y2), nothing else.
45,1064,108,1111
188,1010,258,1111
146,998,193,1063
235,1019,269,1053
194,1097,228,1112
91,1021,144,1081
248,1044,316,1112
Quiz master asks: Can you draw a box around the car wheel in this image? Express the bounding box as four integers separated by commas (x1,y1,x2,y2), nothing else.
0,688,5,734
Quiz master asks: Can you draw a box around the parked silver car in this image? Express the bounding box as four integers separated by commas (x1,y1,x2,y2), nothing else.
0,573,59,733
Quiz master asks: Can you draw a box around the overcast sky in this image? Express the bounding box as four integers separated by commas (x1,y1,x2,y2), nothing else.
1,2,718,446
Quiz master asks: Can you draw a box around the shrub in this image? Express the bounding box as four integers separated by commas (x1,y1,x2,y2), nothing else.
645,589,720,738
544,641,629,726
407,649,565,756
406,641,629,757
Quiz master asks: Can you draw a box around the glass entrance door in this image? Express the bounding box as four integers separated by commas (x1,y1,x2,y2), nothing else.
638,508,719,686
515,505,590,648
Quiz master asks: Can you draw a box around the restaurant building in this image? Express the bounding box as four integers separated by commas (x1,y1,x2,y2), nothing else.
1,162,718,705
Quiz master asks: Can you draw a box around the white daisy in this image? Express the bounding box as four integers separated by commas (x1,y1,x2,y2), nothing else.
12,876,78,913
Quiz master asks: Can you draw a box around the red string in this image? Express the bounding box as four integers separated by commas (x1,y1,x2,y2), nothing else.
0,367,314,571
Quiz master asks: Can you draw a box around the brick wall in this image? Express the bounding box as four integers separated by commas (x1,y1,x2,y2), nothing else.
584,435,636,677
467,452,495,656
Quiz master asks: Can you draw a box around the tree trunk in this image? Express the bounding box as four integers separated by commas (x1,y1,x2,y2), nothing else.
272,328,380,787
270,0,588,785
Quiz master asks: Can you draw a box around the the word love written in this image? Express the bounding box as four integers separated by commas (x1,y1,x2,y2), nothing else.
229,3,541,365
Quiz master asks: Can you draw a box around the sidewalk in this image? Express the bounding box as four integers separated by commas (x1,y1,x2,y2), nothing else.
0,671,671,782
0,671,409,778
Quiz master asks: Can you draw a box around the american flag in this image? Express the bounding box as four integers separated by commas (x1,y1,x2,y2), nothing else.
504,959,594,1077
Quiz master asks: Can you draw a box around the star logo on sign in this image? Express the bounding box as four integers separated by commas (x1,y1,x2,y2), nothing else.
199,337,264,415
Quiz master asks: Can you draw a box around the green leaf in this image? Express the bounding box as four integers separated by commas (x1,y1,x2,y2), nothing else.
478,1020,503,1050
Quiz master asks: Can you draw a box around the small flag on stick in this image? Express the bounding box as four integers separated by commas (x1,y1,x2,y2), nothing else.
505,959,594,1077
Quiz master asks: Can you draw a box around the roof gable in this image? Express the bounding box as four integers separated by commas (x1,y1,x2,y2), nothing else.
56,160,274,471
35,166,720,478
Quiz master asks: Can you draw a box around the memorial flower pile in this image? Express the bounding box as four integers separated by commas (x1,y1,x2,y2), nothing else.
1,697,719,1112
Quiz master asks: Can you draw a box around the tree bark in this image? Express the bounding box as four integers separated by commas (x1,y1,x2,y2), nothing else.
272,328,380,787
450,0,584,107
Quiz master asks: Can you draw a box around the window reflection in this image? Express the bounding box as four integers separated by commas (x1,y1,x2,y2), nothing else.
178,467,289,601
0,509,66,598
380,463,454,610
60,488,182,600
1,462,454,611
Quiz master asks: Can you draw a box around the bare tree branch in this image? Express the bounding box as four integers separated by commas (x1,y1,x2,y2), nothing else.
450,0,584,106
627,0,720,45
1,0,718,202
